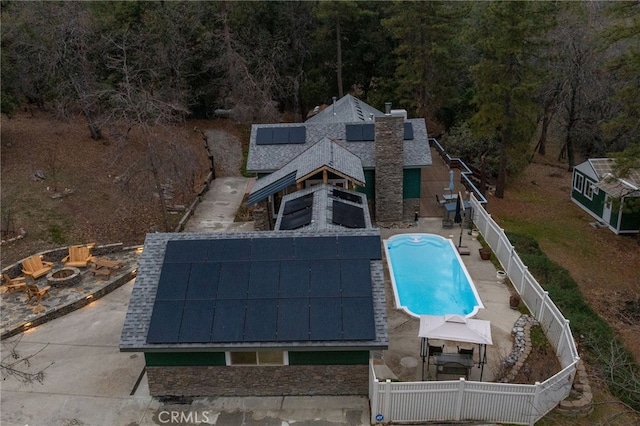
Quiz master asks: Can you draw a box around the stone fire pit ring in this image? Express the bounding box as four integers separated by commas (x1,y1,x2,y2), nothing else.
46,267,82,288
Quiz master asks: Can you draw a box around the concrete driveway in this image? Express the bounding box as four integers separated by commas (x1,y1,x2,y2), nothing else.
0,280,370,426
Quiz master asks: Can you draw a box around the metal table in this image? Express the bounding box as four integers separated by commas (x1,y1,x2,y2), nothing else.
433,353,474,380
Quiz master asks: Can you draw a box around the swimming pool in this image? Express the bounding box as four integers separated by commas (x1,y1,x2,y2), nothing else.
384,234,483,318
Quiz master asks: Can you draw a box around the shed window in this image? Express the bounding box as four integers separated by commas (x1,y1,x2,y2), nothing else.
584,181,594,200
573,173,584,192
228,351,287,366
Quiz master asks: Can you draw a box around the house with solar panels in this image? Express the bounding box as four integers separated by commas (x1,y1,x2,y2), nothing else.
246,94,431,227
119,231,388,397
571,158,640,234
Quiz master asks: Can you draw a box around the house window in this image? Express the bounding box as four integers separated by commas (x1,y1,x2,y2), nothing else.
573,173,584,192
227,351,287,366
583,181,594,200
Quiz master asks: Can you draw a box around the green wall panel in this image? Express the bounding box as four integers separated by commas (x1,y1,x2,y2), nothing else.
145,352,226,367
288,351,369,366
357,170,375,199
403,169,421,199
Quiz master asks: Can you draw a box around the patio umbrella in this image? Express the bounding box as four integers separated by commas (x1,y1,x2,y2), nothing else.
454,193,462,224
448,169,455,194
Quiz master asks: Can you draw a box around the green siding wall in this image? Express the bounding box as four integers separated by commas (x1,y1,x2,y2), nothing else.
288,351,369,366
572,171,604,216
357,170,375,199
620,205,640,231
403,169,421,199
145,352,226,367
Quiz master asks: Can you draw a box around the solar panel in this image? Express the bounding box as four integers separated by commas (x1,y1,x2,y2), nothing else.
342,297,376,340
332,200,365,229
310,260,341,298
244,299,278,341
217,262,249,299
295,236,336,259
362,123,375,141
272,127,290,143
345,124,374,142
310,298,342,340
289,126,306,143
208,239,251,262
147,300,184,343
211,299,246,342
256,126,306,145
185,262,219,300
340,259,372,297
280,208,312,230
178,300,215,342
251,237,295,261
404,122,414,140
256,127,273,145
279,260,310,298
156,262,191,300
282,194,313,215
277,298,309,341
164,240,209,263
248,261,280,298
345,124,362,142
332,188,362,204
148,234,381,345
337,235,381,260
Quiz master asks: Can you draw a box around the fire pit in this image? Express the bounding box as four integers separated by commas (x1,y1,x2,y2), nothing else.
46,267,82,288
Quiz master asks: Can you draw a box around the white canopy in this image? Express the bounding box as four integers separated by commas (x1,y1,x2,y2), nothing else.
419,314,493,345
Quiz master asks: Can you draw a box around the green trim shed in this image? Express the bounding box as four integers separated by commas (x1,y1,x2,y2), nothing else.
571,158,640,234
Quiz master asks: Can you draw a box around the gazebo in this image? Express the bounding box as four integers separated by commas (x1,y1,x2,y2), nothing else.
418,314,493,381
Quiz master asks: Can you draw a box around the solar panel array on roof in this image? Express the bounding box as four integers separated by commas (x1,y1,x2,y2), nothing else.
146,236,380,344
256,126,306,145
280,208,312,230
332,200,365,229
345,124,375,142
332,188,362,204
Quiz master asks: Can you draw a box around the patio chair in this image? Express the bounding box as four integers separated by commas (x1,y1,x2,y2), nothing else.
25,283,51,305
21,255,53,280
2,273,27,294
458,346,474,362
62,244,94,268
435,194,446,207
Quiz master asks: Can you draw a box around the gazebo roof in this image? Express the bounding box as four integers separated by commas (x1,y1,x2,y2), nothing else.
418,314,493,345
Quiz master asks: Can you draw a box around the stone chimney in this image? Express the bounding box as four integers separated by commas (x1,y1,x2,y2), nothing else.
374,103,404,222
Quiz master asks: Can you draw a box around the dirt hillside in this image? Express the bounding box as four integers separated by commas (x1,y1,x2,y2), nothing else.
0,112,244,266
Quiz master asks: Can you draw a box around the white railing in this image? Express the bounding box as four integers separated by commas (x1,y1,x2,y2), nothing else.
369,194,579,425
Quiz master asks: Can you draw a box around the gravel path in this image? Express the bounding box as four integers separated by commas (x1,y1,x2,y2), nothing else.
206,129,243,177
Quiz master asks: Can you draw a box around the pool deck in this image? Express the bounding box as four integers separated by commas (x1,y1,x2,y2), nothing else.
379,218,521,382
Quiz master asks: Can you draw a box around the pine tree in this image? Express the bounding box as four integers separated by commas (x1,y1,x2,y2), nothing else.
470,2,553,198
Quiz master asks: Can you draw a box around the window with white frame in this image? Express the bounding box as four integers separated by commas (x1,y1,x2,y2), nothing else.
583,180,594,200
227,350,287,366
573,173,584,192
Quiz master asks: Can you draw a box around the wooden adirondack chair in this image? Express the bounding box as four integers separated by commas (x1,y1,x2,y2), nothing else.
2,273,27,294
21,255,53,280
62,244,94,268
25,284,51,305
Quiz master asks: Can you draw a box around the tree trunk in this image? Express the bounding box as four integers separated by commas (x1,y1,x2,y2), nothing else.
564,85,578,171
537,109,551,156
336,15,343,98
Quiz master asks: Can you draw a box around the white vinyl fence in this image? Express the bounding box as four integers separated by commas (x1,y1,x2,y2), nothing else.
369,194,579,425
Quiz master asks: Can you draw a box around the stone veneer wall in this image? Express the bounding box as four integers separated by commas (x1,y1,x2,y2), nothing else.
374,115,404,222
146,364,369,397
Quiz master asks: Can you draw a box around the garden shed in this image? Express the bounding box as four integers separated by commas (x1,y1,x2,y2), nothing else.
571,158,640,234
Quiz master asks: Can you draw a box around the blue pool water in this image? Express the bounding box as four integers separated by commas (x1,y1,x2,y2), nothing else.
384,234,483,318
